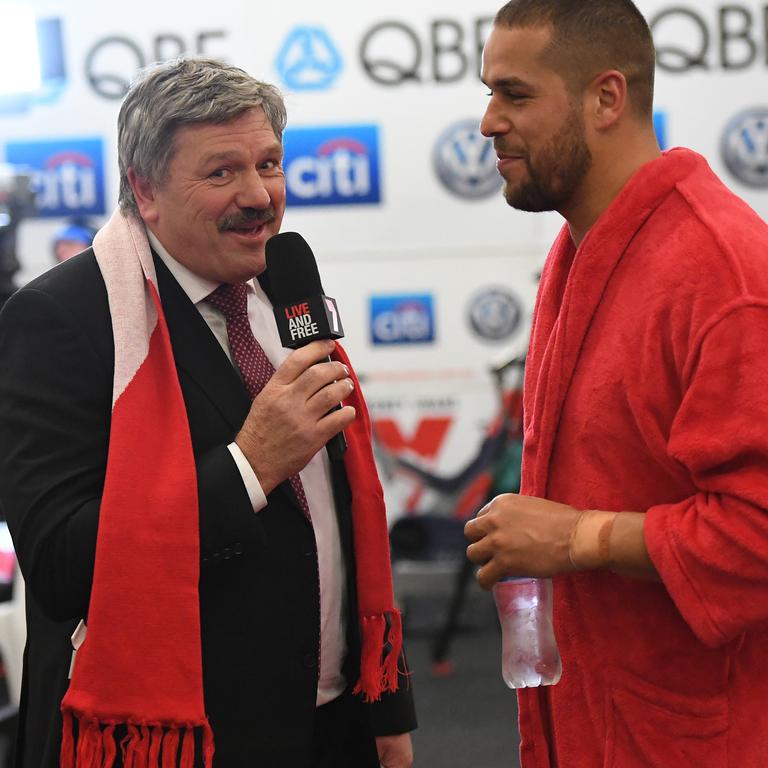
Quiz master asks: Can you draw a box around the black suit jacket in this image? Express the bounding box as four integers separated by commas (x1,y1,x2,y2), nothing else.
0,249,415,768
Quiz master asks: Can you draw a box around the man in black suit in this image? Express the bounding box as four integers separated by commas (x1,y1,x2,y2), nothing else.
0,58,415,768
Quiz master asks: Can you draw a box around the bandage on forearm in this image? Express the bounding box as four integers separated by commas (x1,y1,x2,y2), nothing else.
568,510,618,571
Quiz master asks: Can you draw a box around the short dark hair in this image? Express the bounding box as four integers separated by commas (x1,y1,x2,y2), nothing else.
117,57,286,216
494,0,656,117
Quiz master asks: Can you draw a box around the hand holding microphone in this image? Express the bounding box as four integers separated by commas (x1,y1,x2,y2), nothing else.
234,233,353,495
265,232,349,462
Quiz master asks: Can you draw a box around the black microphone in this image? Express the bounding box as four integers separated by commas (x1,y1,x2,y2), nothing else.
265,231,347,461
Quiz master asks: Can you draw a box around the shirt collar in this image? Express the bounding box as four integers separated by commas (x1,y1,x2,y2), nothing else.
146,229,219,305
145,227,272,308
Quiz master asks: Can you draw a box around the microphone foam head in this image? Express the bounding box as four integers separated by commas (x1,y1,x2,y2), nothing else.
265,232,324,305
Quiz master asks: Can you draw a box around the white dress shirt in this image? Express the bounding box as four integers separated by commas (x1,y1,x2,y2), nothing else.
148,230,347,706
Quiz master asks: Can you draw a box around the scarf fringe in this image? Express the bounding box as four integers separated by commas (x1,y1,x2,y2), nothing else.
161,729,179,768
60,711,214,768
61,710,75,768
77,719,102,768
149,726,163,766
103,726,117,768
353,610,403,702
180,726,194,768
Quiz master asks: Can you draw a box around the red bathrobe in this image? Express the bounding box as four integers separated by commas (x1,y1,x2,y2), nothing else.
518,148,768,768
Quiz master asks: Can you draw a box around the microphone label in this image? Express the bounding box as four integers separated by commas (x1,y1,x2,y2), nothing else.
275,294,344,348
287,304,320,341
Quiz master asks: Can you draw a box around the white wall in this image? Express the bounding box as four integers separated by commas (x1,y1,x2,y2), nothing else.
2,0,766,521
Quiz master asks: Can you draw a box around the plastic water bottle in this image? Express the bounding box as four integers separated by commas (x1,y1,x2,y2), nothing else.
492,576,562,688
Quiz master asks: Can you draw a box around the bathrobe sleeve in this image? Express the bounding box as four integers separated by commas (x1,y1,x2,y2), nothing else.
645,298,768,647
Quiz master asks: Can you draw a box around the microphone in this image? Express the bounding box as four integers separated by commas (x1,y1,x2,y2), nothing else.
265,231,347,461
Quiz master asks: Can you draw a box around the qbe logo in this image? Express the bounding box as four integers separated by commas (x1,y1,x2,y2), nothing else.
5,138,106,218
283,125,381,207
370,294,435,345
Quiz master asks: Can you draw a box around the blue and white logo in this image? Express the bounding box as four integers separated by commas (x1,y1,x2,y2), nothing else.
467,287,522,342
4,138,106,218
370,294,435,346
275,26,343,91
283,125,381,207
433,119,501,200
0,15,66,115
721,108,768,188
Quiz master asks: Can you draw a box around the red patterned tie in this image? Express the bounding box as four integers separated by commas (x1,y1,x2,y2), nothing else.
206,282,310,516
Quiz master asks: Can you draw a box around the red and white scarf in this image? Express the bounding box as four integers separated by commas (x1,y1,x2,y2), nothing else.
60,209,402,768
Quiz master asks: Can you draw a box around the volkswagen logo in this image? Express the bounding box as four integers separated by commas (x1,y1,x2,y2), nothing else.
432,119,502,200
467,288,522,342
720,107,768,188
275,27,343,92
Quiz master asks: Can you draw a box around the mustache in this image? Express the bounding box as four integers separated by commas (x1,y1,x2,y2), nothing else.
218,207,275,231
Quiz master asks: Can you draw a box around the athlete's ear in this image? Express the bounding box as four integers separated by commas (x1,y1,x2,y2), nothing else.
586,69,628,132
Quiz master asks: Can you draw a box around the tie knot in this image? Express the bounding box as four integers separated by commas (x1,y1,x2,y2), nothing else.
206,282,249,321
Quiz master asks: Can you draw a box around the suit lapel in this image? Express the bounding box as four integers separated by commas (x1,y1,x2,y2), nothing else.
154,254,305,514
154,254,250,432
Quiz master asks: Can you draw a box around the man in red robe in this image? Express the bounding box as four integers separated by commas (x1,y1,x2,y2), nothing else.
464,1,768,766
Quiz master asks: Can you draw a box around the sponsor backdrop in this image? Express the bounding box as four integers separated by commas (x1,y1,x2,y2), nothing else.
1,0,766,521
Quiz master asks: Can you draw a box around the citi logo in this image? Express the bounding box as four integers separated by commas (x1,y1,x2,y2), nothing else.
369,294,436,346
4,138,106,218
283,125,381,207
37,151,98,212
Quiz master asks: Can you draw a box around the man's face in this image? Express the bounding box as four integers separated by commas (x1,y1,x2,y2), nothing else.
480,25,592,214
130,107,286,283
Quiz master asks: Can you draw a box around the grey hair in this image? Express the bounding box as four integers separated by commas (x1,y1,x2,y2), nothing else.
117,57,287,215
